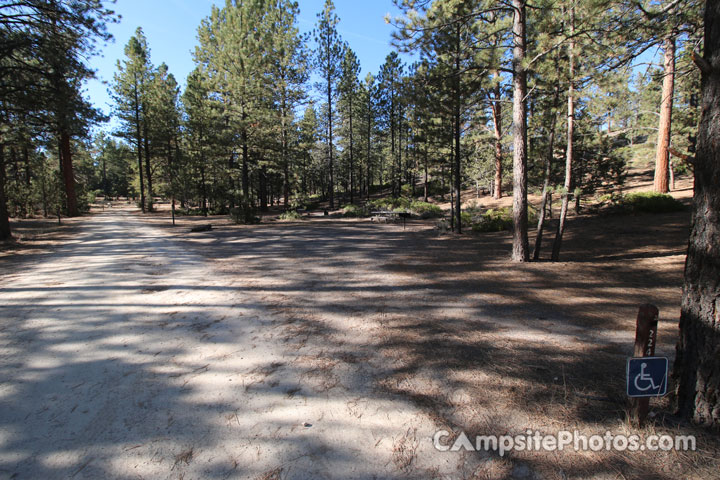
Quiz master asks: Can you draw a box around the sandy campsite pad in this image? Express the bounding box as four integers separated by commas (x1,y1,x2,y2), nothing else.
1,199,719,479
0,208,483,479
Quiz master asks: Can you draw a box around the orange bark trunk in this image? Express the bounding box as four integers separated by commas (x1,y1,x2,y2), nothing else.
654,36,675,193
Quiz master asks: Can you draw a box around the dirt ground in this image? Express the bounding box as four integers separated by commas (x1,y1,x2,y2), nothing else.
1,172,719,479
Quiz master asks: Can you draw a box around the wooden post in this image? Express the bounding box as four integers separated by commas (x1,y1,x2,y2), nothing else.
630,304,659,427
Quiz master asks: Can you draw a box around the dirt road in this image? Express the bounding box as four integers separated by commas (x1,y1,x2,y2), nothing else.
0,208,483,479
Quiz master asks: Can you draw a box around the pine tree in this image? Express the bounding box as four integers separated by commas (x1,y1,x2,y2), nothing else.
314,0,344,209
297,103,320,197
510,0,529,259
377,53,403,198
392,0,486,233
359,73,378,200
148,62,181,220
111,28,153,212
0,1,115,231
673,0,720,429
182,67,219,216
266,0,308,208
339,48,360,204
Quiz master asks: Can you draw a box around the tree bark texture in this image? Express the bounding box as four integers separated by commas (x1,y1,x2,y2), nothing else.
673,0,720,429
511,0,529,261
654,35,676,193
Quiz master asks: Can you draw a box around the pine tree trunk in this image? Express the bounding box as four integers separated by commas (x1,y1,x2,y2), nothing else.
241,107,250,208
0,144,11,240
133,78,145,213
511,0,529,261
23,145,30,187
200,149,208,216
60,131,78,217
533,83,561,260
367,101,372,200
260,165,268,212
390,82,396,198
454,24,462,234
328,77,335,209
654,35,675,193
491,77,503,200
142,123,153,212
102,154,107,197
673,1,720,429
398,113,403,195
424,147,429,202
349,94,354,204
552,6,575,262
282,96,290,208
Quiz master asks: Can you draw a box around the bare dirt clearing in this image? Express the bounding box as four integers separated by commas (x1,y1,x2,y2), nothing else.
1,182,719,479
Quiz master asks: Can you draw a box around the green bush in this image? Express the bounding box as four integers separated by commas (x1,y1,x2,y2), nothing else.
210,205,230,215
278,210,303,221
341,204,370,217
367,197,412,211
471,207,514,232
408,201,443,219
469,205,538,233
175,207,207,216
400,184,414,197
230,204,259,224
362,198,444,219
80,189,102,212
620,192,685,213
291,193,321,211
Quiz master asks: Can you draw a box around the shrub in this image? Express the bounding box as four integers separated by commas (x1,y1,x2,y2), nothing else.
409,201,443,219
230,204,259,224
469,205,538,233
620,192,685,213
367,197,412,211
80,189,102,212
471,207,514,232
175,207,207,216
210,205,229,216
341,204,370,217
278,210,303,221
400,184,415,197
291,193,321,211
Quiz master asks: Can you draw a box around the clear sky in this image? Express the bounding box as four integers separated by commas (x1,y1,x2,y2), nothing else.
86,0,410,126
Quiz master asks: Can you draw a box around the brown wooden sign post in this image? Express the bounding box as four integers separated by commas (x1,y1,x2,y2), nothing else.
630,304,659,427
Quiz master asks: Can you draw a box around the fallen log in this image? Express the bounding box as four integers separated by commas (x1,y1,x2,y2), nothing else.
190,224,212,233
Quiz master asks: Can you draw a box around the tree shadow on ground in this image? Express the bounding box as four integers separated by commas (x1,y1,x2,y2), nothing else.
1,206,717,479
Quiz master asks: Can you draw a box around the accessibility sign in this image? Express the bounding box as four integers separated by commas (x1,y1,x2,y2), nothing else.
626,357,668,397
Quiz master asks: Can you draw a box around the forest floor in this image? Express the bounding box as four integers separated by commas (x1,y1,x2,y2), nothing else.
1,170,719,479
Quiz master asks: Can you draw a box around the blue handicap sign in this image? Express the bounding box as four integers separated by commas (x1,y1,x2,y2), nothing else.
627,357,668,397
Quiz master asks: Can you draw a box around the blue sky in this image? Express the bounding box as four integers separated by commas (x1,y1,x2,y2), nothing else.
86,0,410,124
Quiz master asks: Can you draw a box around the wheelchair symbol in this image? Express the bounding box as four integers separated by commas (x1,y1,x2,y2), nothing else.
634,362,659,392
627,357,668,397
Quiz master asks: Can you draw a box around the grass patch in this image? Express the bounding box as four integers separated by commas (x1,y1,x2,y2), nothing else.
620,192,686,213
597,192,686,215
